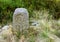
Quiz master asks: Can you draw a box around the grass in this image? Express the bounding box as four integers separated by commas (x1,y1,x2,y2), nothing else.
0,10,60,42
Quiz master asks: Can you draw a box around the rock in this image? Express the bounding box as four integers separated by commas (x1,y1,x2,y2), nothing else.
32,21,39,26
0,25,13,42
13,8,29,32
2,25,9,30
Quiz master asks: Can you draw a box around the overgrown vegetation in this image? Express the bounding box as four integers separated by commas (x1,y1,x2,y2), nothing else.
0,0,60,42
0,0,60,25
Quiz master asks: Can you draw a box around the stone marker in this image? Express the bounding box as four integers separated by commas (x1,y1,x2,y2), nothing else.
13,8,29,33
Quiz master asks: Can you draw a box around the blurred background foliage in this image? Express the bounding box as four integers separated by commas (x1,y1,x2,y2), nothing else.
0,0,60,24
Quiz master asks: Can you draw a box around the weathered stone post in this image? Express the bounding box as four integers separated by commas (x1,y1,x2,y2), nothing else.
13,8,29,41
